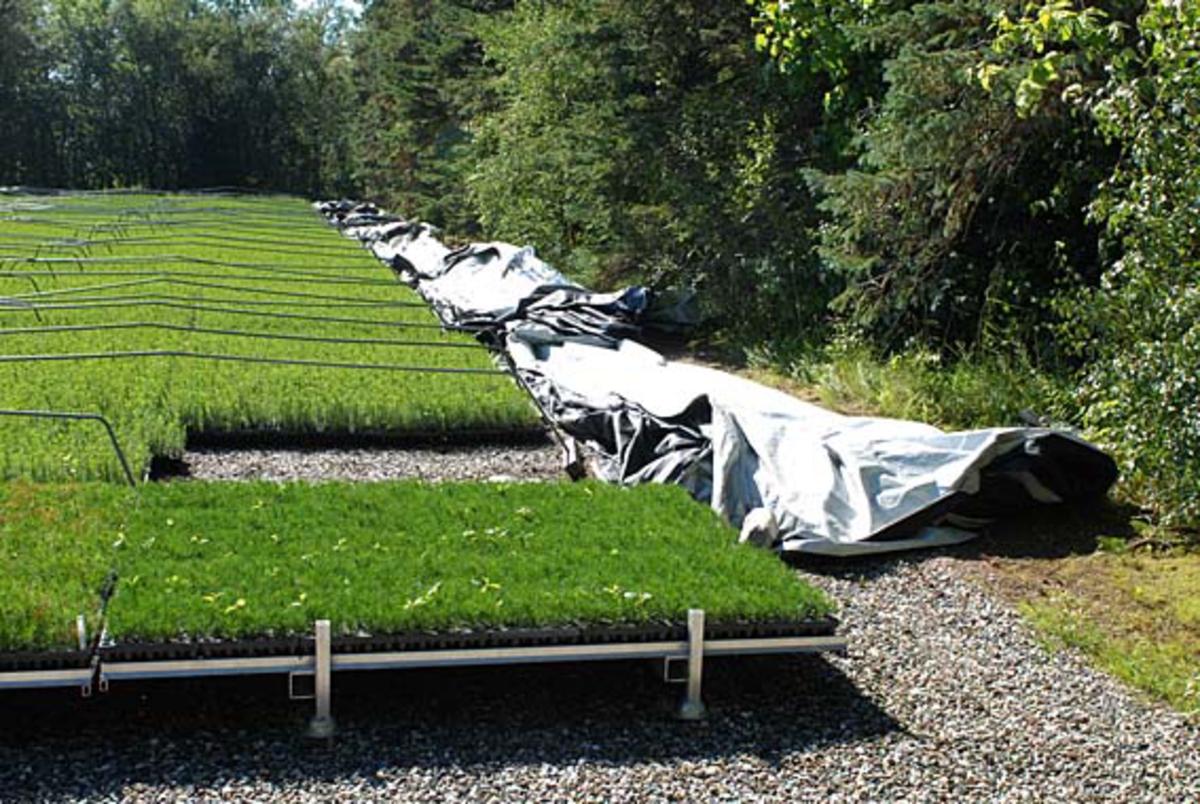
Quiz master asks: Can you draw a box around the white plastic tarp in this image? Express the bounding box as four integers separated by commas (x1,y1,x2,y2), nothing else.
507,332,1110,556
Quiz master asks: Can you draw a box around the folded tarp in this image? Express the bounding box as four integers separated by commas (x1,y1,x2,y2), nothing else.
417,243,580,328
317,200,1117,556
507,330,1117,556
369,221,452,282
318,207,697,341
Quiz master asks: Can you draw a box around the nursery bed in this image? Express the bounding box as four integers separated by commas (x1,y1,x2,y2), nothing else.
0,480,841,710
0,481,834,657
0,192,539,482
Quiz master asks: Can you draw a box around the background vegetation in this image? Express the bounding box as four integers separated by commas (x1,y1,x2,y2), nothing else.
1,0,1197,531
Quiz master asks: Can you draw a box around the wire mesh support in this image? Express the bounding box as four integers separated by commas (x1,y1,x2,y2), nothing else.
0,351,506,375
0,409,136,487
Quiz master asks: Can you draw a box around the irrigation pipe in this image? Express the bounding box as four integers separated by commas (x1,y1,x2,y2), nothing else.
0,321,485,349
5,255,384,272
0,410,136,487
0,350,507,374
0,269,398,287
0,300,446,328
5,277,426,306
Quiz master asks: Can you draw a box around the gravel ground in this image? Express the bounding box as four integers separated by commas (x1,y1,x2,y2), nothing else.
179,443,566,483
2,552,1197,802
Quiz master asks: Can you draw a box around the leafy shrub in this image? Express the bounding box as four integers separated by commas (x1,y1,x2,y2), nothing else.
1057,3,1200,529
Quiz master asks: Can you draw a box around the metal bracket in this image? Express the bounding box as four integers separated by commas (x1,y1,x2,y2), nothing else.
288,672,315,701
661,656,688,684
677,609,708,721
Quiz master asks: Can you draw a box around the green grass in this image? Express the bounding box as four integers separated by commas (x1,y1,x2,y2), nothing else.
0,482,118,652
0,481,833,650
0,192,538,481
1014,552,1200,717
750,338,1066,430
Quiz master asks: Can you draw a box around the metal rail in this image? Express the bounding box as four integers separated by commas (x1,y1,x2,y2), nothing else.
5,277,425,306
1,294,417,310
0,300,446,328
0,321,484,349
0,667,95,692
0,269,399,286
0,350,507,374
92,614,848,733
0,236,375,257
3,255,387,272
0,409,136,486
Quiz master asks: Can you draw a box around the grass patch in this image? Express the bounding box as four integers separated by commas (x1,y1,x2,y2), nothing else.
748,338,1065,430
0,482,121,652
0,192,538,481
0,481,833,648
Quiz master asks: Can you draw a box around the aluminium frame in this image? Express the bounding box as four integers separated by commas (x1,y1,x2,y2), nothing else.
94,611,847,735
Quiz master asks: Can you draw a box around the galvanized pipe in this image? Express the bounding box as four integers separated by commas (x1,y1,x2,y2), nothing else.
0,409,136,486
0,350,506,374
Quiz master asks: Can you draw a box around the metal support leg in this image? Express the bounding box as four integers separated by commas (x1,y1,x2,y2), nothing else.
677,608,708,721
306,620,335,738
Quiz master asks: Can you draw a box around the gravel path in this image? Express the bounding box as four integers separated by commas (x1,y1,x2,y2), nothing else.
2,554,1197,802
180,444,565,483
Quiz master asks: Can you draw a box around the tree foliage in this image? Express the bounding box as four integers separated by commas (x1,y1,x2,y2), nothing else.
0,0,356,195
3,0,1198,526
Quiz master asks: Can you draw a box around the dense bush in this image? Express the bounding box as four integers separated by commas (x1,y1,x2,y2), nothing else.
753,0,1199,528
0,0,356,195
1062,3,1200,528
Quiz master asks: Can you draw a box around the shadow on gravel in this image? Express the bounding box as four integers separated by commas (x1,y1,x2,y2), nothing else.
961,500,1141,561
784,499,1142,580
0,655,895,800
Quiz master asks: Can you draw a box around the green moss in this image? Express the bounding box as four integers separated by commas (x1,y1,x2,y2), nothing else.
1019,557,1200,717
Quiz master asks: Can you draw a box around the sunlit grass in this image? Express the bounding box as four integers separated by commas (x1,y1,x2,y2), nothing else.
0,192,539,481
0,481,833,650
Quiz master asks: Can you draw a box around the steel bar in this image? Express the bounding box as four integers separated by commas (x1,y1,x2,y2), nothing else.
5,278,424,306
97,633,848,681
3,237,374,258
0,301,445,328
3,255,387,273
0,321,484,349
0,350,506,374
1,294,415,310
308,620,335,739
0,668,95,691
0,409,136,486
0,270,399,286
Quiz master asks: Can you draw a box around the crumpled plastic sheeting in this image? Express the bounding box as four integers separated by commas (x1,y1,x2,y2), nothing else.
317,200,1117,556
419,243,580,328
370,222,452,282
507,331,1117,556
320,203,688,342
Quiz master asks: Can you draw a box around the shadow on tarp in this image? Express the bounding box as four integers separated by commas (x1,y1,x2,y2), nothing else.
0,654,894,798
